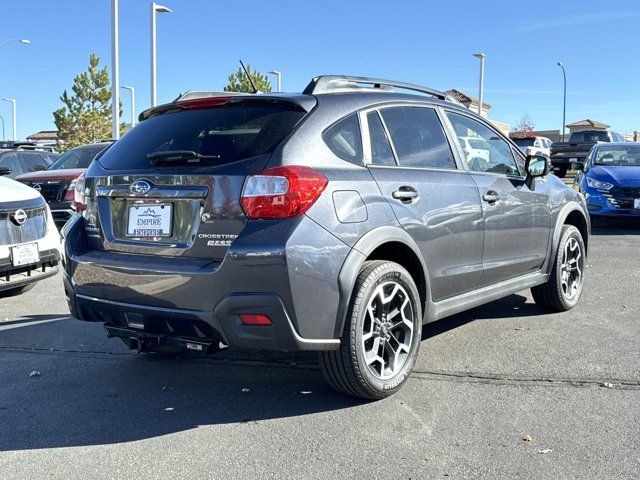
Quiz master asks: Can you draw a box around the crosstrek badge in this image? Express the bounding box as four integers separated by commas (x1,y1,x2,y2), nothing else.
198,233,237,247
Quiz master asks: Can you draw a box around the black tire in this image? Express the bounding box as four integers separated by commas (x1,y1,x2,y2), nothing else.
318,260,422,400
555,167,568,178
0,283,36,297
532,225,585,312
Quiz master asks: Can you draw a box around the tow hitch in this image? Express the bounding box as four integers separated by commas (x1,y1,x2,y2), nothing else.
104,324,224,355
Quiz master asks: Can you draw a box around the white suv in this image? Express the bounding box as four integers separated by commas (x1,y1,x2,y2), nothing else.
0,174,61,295
512,136,552,157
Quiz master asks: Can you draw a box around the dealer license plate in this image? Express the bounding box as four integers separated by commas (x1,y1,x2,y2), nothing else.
127,204,172,237
11,243,39,267
634,199,640,209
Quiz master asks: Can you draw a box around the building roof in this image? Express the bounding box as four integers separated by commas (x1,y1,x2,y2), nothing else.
566,119,610,129
445,89,491,110
26,130,58,141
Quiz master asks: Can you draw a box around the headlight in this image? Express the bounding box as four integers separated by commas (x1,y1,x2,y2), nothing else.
586,177,614,190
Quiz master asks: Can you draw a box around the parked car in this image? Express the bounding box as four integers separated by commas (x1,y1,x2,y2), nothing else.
512,136,552,157
573,142,640,219
0,172,61,296
16,142,112,229
0,148,56,179
551,130,625,178
62,75,590,399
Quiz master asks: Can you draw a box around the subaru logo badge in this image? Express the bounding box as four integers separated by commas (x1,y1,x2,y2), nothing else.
10,209,27,226
32,183,42,192
130,180,152,195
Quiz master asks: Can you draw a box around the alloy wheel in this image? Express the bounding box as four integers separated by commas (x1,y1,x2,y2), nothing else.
561,236,583,300
362,281,414,380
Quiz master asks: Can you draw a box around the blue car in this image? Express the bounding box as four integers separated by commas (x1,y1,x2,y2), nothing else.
575,142,640,219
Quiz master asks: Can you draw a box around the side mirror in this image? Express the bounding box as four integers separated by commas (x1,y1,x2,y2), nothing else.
0,166,12,176
525,154,549,178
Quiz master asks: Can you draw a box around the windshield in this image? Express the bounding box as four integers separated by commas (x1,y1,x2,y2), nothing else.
49,144,108,170
512,138,535,147
98,102,306,170
594,146,640,166
571,131,608,143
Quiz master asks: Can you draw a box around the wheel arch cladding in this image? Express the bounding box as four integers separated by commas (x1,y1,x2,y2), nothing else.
563,209,589,253
336,226,429,338
545,204,590,275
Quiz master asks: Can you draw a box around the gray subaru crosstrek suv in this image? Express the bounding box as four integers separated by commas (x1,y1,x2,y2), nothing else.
62,76,590,399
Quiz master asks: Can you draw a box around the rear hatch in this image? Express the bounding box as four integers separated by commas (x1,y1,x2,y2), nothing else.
82,97,311,260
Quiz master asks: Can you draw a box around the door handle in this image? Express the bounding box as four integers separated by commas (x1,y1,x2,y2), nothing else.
482,191,500,204
392,186,419,202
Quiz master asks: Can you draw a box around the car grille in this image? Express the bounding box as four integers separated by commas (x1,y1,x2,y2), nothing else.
606,186,640,209
29,181,65,202
0,205,48,245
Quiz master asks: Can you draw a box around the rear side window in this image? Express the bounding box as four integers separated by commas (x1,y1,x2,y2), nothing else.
380,107,456,169
19,152,48,173
98,102,306,170
323,113,362,165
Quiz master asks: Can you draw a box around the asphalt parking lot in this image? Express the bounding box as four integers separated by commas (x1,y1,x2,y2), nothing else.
1,222,639,479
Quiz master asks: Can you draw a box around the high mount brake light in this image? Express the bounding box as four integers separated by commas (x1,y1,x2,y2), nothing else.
241,166,328,219
175,96,232,109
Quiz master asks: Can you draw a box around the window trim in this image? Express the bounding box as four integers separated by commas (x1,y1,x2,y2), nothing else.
441,107,525,179
359,102,461,172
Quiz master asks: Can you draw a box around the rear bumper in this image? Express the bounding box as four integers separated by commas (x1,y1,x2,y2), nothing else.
551,156,586,166
64,278,339,351
62,214,348,351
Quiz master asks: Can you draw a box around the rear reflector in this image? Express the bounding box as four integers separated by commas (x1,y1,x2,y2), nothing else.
241,165,328,219
239,313,273,326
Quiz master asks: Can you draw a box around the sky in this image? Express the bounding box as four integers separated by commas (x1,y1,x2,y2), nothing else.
1,0,639,140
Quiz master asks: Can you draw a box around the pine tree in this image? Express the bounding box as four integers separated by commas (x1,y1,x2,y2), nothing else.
223,64,272,93
53,53,122,150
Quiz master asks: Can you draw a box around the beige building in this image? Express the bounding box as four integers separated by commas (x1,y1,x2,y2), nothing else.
566,119,609,134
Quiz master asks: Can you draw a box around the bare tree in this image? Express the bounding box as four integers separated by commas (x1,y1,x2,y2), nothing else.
510,114,535,138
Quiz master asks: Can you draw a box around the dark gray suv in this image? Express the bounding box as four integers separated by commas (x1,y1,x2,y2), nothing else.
62,76,590,399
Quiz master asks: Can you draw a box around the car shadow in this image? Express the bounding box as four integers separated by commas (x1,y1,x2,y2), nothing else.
591,219,640,235
0,293,540,452
421,293,536,340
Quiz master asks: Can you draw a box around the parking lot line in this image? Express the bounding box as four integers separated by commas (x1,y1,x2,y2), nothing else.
0,316,67,332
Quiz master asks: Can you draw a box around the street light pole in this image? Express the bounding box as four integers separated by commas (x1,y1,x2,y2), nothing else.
557,62,567,142
121,85,136,127
2,99,16,140
268,70,282,92
111,0,120,140
473,53,485,116
0,114,5,141
150,2,172,107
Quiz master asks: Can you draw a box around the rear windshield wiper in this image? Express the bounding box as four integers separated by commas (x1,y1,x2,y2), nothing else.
147,150,221,166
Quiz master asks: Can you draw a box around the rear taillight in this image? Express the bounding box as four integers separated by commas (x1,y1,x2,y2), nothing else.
73,174,86,212
240,166,327,219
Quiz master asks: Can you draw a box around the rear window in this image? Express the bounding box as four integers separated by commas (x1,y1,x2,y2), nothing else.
570,131,608,143
98,102,306,170
512,138,535,147
49,144,107,170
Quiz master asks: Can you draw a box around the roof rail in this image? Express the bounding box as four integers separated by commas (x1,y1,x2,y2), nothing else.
303,75,448,100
